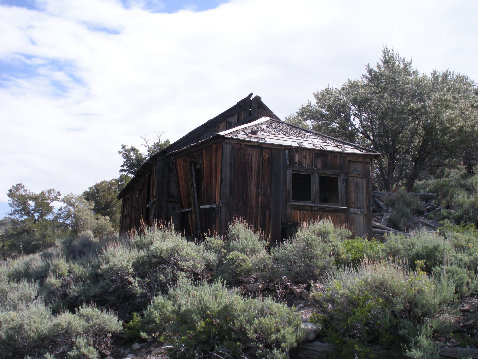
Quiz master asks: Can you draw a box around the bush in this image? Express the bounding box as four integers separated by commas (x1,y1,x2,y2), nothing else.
414,170,478,226
7,253,50,283
433,265,472,298
0,303,122,359
0,303,53,358
213,221,271,284
61,234,103,260
336,237,384,268
383,231,454,273
0,279,38,311
86,243,143,316
452,192,478,227
311,262,454,358
272,220,349,283
141,280,305,358
216,251,253,283
51,305,122,357
385,189,424,231
132,228,213,294
226,220,267,256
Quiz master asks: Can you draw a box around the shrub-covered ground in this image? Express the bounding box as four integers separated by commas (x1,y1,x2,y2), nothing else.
1,219,478,358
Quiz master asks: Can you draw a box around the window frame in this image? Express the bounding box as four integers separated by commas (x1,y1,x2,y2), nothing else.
288,168,344,208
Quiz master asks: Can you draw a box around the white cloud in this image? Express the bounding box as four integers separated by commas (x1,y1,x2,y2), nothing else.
0,0,478,201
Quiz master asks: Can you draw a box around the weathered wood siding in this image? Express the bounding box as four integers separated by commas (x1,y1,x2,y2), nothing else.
119,166,157,233
174,142,223,237
220,142,373,240
120,139,374,239
220,142,279,242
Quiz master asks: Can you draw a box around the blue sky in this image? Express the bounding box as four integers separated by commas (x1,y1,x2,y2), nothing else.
0,0,226,13
0,202,9,218
1,0,478,219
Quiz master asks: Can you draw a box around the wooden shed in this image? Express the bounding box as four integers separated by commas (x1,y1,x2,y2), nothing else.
119,94,379,241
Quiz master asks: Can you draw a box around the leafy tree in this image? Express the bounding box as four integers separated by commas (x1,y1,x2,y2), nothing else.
288,48,478,190
0,183,119,258
7,183,61,222
430,71,478,175
0,184,66,257
58,195,115,238
119,134,170,176
82,177,127,230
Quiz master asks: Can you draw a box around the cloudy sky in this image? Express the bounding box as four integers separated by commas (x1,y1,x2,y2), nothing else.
1,0,478,217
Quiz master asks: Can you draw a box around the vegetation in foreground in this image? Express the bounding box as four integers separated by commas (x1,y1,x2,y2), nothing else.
0,218,478,358
1,47,478,358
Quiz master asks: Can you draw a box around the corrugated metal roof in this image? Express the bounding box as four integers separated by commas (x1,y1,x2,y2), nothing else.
218,117,378,155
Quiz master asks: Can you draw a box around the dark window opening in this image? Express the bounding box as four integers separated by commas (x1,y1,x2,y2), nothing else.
193,164,203,205
319,176,339,204
292,172,311,201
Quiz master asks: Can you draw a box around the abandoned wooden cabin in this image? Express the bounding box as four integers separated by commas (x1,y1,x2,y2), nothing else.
118,94,379,241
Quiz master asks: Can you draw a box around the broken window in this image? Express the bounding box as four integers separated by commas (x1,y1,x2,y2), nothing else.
319,175,339,204
292,172,311,201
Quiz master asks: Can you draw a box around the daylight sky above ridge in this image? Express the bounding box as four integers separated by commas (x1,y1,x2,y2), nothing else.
1,0,478,216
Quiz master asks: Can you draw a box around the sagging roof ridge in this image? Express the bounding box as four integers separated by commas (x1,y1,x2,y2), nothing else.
119,93,275,198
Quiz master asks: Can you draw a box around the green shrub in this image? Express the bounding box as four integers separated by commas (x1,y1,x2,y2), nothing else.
0,303,121,359
87,243,143,316
203,236,226,254
440,221,478,249
405,322,441,359
311,262,454,358
7,253,50,283
383,231,454,273
226,220,267,256
0,303,52,358
0,279,38,311
132,229,210,276
212,221,271,284
132,229,212,295
66,336,99,359
336,237,384,268
385,189,424,231
215,251,253,284
433,265,472,298
51,305,122,358
453,192,478,226
414,170,478,226
61,235,103,260
124,312,142,343
141,280,304,358
272,220,349,283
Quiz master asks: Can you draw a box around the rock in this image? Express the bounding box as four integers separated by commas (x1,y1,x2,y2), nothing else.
246,283,262,292
296,303,304,310
289,341,334,359
132,342,141,350
301,322,320,341
291,286,303,297
123,354,135,359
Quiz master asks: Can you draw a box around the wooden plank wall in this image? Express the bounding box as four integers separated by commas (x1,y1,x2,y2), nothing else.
119,165,157,234
120,139,374,239
284,148,371,237
285,148,347,234
220,143,373,240
174,142,223,237
221,142,279,241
